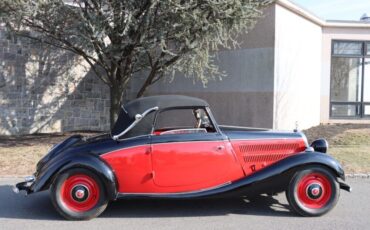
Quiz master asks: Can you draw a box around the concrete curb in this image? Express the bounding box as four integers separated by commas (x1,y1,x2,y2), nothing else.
345,173,370,179
0,176,27,179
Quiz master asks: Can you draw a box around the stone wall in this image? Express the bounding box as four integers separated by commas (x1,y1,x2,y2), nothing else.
0,26,110,135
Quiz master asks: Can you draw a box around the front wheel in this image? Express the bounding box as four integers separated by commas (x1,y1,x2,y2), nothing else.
286,166,340,217
50,168,108,220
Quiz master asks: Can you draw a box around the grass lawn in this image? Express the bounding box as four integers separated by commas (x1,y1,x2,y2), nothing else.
0,125,369,176
329,129,370,173
305,125,370,174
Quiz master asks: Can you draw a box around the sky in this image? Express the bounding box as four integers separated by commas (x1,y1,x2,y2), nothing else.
292,0,370,21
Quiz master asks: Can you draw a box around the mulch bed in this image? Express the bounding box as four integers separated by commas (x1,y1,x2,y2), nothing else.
304,123,370,143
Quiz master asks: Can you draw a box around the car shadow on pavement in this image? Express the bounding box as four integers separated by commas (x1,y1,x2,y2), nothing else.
0,185,294,220
102,195,293,218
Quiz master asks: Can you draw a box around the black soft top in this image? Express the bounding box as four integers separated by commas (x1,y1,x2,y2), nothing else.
111,95,209,136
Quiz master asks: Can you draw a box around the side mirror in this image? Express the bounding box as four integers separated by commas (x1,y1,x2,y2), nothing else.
135,114,143,121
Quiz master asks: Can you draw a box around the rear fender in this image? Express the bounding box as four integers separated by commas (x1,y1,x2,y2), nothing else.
30,153,117,200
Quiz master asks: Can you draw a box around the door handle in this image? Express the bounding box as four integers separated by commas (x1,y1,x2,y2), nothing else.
216,145,225,151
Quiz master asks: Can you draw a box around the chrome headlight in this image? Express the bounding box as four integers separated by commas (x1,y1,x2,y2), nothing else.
311,139,329,153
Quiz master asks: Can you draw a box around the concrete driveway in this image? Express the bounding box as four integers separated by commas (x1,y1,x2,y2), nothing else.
0,178,369,230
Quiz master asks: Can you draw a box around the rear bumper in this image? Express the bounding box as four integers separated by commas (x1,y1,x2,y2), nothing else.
13,176,35,195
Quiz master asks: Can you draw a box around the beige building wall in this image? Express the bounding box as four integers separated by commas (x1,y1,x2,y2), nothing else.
321,27,370,123
273,4,322,130
130,5,277,128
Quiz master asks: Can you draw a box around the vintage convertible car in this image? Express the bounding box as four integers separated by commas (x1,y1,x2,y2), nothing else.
14,95,351,220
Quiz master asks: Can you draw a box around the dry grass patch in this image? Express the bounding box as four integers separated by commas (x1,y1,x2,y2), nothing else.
330,146,370,173
0,132,101,176
0,145,50,176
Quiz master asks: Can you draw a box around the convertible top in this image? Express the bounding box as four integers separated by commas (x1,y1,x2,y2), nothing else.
111,95,209,137
124,95,208,115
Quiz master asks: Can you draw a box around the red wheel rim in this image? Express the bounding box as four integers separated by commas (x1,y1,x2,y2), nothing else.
60,174,100,212
296,172,332,209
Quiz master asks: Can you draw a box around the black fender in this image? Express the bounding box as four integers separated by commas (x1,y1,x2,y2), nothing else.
30,153,117,200
117,152,345,199
223,151,346,197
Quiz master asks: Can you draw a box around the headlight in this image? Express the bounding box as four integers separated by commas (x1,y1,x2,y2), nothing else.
311,139,329,153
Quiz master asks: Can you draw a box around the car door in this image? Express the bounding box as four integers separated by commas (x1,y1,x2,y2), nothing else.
150,108,242,191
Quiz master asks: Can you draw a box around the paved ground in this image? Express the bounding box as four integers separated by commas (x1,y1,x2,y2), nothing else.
0,178,369,230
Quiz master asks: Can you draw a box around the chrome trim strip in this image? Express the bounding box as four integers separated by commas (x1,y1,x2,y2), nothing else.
118,181,232,196
115,134,151,142
231,138,303,141
219,125,271,131
100,140,225,157
152,140,225,146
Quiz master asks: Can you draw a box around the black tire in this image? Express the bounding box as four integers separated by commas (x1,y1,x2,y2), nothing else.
50,168,108,220
286,166,340,217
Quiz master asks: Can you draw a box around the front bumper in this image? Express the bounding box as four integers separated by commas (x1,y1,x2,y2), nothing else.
13,175,35,195
339,181,352,192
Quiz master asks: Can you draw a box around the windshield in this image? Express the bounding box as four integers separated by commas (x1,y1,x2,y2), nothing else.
110,95,209,139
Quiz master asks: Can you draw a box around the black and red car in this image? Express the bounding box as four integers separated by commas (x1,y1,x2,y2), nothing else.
14,95,351,220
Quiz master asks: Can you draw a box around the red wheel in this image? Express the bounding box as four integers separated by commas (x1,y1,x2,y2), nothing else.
286,166,340,216
296,173,332,209
51,169,108,220
60,174,100,212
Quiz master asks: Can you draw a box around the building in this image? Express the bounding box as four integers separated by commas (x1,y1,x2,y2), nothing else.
0,0,370,135
132,0,370,130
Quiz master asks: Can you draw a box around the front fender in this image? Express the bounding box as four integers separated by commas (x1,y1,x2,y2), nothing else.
275,151,345,180
30,153,117,200
218,151,346,197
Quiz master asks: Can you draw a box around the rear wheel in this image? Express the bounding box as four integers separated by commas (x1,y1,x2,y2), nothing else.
51,168,108,220
286,166,339,217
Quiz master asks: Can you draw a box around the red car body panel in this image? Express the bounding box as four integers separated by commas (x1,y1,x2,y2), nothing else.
230,139,307,176
151,141,244,188
102,138,306,194
102,141,245,193
101,145,153,193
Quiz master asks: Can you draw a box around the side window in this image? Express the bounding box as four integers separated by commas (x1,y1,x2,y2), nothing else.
154,108,216,135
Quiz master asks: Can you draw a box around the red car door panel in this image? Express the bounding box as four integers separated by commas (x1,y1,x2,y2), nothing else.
151,133,244,189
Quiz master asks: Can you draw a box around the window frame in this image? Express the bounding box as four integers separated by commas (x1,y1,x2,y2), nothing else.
151,106,219,135
330,40,370,119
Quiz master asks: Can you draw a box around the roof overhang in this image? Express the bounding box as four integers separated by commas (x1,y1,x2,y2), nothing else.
276,0,370,29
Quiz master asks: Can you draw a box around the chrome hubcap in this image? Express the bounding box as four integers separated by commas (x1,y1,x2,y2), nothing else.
71,185,89,202
306,183,323,200
75,189,85,199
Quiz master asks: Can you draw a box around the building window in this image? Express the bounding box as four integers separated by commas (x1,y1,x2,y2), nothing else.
330,41,370,118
